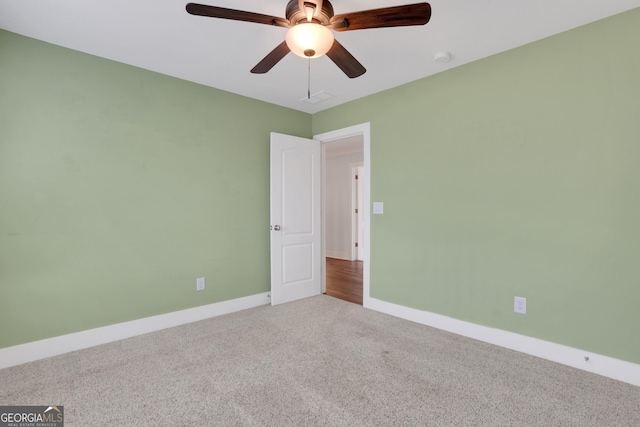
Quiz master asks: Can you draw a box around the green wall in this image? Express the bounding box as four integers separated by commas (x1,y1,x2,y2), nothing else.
0,30,311,348
3,8,640,366
313,9,640,363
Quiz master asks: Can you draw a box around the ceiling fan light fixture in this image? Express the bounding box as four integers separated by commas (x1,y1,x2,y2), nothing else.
303,3,316,21
285,23,334,58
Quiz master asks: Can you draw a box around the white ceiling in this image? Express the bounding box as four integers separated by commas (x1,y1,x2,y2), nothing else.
1,0,639,114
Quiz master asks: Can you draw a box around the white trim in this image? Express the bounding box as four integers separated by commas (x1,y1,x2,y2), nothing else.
321,142,327,294
326,251,351,260
349,162,364,262
0,292,271,370
350,163,358,261
367,297,640,387
315,123,371,306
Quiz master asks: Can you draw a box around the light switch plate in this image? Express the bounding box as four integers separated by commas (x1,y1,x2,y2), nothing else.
373,202,384,214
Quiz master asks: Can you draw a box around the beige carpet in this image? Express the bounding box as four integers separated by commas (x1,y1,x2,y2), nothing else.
1,295,639,426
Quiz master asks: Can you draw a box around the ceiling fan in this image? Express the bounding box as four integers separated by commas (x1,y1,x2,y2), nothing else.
186,0,432,78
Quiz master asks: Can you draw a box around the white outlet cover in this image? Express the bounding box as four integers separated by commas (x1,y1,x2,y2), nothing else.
514,296,527,314
196,277,205,291
373,202,384,214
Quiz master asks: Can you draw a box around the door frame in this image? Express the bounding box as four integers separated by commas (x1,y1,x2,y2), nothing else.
351,164,364,262
315,123,371,308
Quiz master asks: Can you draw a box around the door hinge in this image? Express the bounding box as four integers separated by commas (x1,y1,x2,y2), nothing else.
355,242,359,247
355,208,358,213
355,175,358,180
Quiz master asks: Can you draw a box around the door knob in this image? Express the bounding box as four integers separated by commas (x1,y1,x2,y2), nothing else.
273,225,281,231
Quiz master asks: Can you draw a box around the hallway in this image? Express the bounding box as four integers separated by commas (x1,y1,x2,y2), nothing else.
325,258,363,305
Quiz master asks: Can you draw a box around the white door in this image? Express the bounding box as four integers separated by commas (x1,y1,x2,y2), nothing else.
270,132,322,305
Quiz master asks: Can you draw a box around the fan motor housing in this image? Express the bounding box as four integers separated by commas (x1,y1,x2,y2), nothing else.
286,0,334,25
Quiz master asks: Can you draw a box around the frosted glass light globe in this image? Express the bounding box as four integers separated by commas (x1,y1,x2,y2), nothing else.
285,23,335,58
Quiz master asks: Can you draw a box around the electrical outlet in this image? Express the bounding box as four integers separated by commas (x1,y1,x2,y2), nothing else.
196,277,205,292
514,296,526,314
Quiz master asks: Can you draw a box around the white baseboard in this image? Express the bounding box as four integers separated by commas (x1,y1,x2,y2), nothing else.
326,251,351,260
0,292,271,370
365,297,640,387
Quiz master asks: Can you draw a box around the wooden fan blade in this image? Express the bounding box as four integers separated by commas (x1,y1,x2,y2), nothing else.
330,3,431,32
251,41,291,74
326,40,366,78
186,3,290,28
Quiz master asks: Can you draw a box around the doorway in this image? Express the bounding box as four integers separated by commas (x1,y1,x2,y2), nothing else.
324,137,363,304
316,123,371,307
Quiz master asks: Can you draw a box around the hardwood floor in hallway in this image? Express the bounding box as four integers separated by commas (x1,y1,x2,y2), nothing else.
325,257,363,305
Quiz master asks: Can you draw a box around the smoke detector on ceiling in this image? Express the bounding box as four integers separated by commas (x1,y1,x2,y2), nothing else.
434,51,451,63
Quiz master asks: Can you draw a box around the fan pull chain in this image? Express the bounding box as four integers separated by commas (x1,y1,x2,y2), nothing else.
307,57,311,99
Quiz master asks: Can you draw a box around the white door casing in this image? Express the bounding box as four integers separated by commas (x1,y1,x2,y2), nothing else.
350,163,364,261
270,133,322,305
